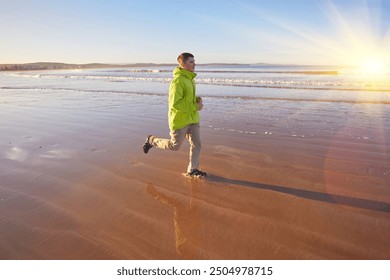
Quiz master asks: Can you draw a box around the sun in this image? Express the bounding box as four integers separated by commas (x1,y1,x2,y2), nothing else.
357,56,389,75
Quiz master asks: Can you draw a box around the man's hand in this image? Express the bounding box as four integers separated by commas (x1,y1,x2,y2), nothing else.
197,97,203,111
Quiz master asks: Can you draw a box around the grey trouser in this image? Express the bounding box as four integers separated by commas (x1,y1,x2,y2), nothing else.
149,123,201,173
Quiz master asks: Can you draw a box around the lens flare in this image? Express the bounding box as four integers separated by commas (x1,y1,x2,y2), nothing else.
358,57,388,74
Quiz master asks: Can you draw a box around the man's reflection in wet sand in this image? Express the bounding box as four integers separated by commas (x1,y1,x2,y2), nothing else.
147,182,202,259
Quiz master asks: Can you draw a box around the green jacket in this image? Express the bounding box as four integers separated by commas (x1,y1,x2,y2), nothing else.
168,67,200,130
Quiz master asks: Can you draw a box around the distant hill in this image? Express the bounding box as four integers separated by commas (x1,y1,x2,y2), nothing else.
0,62,178,71
0,62,269,71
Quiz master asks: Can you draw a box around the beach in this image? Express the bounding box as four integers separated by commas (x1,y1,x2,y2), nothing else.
0,67,389,259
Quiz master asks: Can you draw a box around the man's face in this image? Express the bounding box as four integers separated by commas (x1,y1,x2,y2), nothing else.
182,57,196,72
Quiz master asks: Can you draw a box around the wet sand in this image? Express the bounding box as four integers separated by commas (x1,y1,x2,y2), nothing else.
0,100,389,260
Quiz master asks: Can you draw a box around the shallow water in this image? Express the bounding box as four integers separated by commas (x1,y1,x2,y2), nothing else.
1,65,389,142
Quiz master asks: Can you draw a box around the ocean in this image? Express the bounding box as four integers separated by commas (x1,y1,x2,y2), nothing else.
1,65,389,142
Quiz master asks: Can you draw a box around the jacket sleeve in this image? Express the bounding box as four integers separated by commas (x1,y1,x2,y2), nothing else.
169,80,189,113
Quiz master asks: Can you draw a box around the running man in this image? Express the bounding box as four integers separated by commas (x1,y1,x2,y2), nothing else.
142,52,207,178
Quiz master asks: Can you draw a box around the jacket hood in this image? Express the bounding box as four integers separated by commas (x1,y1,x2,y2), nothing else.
173,67,197,80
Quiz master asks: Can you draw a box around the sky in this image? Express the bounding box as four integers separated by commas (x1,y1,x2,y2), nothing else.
1,0,390,65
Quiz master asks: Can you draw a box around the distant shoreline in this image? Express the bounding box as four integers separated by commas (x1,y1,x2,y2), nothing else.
0,62,256,71
0,62,176,71
0,62,343,72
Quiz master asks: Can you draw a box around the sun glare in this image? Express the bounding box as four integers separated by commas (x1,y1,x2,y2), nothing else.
358,57,389,74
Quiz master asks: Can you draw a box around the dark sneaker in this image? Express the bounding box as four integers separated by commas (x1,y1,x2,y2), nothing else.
143,135,153,154
186,169,207,178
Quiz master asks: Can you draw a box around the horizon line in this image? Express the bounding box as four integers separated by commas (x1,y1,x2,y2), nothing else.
0,61,363,68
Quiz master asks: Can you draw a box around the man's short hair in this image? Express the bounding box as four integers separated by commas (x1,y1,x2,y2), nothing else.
177,52,194,66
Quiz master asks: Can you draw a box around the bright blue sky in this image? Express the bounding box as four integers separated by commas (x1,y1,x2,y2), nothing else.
1,0,389,65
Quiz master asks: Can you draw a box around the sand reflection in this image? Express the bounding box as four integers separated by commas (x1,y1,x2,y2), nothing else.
5,147,28,162
147,182,201,259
